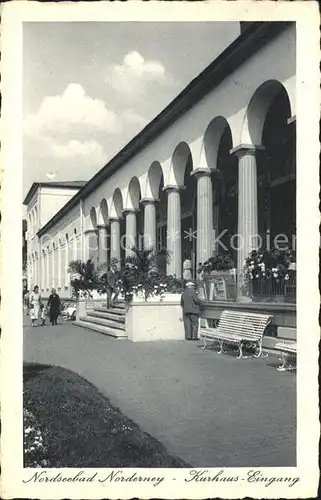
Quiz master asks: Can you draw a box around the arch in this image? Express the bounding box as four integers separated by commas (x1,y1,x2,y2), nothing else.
97,198,109,226
126,177,141,210
168,142,193,187
90,207,98,229
110,188,123,218
241,80,292,145
202,116,232,170
146,161,164,199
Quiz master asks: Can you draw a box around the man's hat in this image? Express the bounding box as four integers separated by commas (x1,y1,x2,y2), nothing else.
186,281,196,287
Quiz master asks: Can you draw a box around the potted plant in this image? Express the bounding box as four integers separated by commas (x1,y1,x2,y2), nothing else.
243,247,295,302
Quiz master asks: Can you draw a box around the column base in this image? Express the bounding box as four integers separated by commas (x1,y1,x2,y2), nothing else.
236,295,253,304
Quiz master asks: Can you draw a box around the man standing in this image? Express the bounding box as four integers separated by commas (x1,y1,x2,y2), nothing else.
180,281,201,341
105,262,119,308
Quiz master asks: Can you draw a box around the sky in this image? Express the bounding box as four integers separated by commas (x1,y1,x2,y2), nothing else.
23,21,240,197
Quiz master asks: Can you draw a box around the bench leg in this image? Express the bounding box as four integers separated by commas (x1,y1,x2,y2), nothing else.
254,339,268,358
236,342,247,359
277,352,288,371
277,352,296,371
217,339,224,354
201,335,207,350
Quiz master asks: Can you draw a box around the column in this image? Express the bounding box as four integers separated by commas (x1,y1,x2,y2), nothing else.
41,253,45,291
109,218,121,265
64,242,69,287
165,186,182,278
142,199,157,250
84,229,98,262
192,168,213,266
124,210,137,258
46,249,50,290
97,225,109,269
51,246,55,288
230,144,263,299
57,242,62,289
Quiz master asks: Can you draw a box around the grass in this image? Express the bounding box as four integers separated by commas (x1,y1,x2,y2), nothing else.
23,362,188,468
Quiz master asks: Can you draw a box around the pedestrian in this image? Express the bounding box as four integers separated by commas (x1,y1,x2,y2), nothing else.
40,303,47,326
183,253,193,281
180,281,201,341
29,285,42,327
47,288,61,326
105,262,119,308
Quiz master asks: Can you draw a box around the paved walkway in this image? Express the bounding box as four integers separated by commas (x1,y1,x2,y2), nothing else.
23,317,296,467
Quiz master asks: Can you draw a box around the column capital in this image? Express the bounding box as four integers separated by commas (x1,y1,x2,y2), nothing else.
190,167,212,178
163,184,185,193
230,144,265,158
123,208,139,216
84,228,98,235
140,197,159,205
97,224,109,230
109,216,122,223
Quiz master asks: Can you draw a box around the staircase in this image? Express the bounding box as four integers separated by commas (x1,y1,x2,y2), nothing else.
73,301,127,339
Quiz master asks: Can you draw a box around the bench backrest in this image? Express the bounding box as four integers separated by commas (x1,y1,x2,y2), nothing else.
199,310,272,340
218,310,272,340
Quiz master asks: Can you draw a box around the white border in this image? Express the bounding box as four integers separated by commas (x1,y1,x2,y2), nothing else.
1,2,320,498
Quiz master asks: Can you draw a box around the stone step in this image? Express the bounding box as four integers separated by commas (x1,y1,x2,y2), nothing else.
101,302,126,310
73,320,127,339
94,306,126,316
82,314,126,331
88,310,126,322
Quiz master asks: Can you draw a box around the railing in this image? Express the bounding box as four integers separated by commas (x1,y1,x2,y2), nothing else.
197,270,296,304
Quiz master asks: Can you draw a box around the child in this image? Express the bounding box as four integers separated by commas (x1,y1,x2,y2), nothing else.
40,303,47,326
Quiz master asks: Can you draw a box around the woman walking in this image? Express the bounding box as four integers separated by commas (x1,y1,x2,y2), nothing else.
29,285,41,327
47,288,61,326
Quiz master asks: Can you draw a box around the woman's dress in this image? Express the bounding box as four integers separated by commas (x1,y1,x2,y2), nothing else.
29,292,41,320
48,294,61,323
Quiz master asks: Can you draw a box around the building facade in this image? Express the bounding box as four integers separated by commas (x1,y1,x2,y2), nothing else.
24,22,296,309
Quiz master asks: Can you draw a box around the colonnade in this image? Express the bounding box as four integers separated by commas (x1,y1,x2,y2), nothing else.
84,146,260,297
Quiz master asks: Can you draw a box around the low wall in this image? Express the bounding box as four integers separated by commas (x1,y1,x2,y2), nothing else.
75,297,107,321
126,296,184,342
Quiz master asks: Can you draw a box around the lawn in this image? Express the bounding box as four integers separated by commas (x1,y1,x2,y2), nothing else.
23,363,188,468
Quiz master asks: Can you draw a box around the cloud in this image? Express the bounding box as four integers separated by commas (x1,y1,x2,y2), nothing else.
23,83,149,186
24,83,122,138
121,109,148,128
106,51,174,95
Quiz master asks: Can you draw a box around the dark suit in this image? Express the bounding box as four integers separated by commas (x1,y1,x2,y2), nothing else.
106,270,119,307
180,287,200,340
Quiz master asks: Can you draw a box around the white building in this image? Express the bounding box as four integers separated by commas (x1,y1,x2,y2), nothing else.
23,22,296,336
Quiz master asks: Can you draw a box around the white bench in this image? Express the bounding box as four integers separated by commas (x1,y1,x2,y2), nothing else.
199,310,273,359
274,340,297,371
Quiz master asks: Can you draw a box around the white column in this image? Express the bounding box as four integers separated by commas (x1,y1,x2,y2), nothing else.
57,242,62,289
41,253,45,291
109,218,121,264
97,225,109,269
84,229,98,262
165,186,182,278
73,235,78,261
142,199,157,250
124,210,137,258
46,249,50,290
49,245,56,288
192,167,213,266
64,241,69,287
230,144,263,298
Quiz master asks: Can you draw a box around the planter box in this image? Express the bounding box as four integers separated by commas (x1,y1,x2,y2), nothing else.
126,294,183,342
